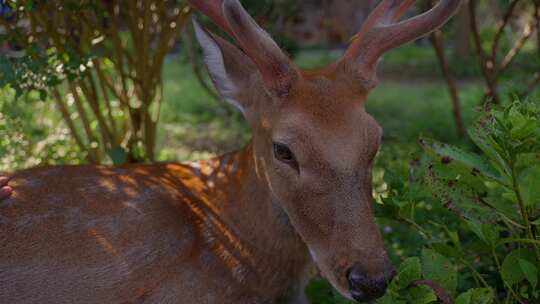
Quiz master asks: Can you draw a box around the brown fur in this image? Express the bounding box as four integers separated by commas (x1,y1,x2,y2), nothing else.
1,148,310,303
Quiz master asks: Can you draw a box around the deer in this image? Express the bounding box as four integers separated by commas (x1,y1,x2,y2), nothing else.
0,0,461,303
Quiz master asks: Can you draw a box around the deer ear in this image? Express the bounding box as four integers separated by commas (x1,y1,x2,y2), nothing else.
192,18,258,115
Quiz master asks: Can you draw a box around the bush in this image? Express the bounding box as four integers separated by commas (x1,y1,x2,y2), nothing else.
0,0,192,164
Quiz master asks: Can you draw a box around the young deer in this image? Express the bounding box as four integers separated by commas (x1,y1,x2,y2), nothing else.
0,0,461,303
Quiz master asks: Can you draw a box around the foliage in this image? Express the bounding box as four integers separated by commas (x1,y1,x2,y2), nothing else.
0,0,191,163
307,100,540,303
0,87,82,171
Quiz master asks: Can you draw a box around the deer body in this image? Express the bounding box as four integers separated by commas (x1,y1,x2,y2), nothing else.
1,145,311,304
0,1,461,302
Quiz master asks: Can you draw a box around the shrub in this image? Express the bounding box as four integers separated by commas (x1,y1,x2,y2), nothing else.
0,0,191,164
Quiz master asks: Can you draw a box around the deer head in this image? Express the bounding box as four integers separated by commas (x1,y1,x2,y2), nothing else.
190,0,461,301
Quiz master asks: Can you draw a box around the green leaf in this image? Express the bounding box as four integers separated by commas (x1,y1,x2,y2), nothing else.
501,248,537,286
406,285,437,304
107,146,128,165
425,167,498,223
421,249,457,295
518,258,538,288
432,243,463,259
482,224,500,247
468,222,500,247
508,105,537,141
519,165,540,207
394,257,422,290
455,288,495,304
375,293,406,304
468,123,509,177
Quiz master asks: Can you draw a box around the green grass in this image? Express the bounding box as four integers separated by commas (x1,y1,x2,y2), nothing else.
368,80,484,144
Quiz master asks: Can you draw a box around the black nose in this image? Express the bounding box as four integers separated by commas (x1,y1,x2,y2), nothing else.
346,265,396,302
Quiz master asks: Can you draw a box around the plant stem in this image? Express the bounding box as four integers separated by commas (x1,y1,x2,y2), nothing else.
511,160,540,264
403,218,433,241
461,258,490,289
492,248,523,304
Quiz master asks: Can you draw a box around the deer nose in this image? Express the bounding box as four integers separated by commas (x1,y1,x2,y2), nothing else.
346,264,396,302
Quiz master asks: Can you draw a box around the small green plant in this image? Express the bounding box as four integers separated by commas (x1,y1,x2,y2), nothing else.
418,101,540,303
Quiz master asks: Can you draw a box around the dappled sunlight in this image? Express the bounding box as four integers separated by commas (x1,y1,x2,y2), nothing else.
3,158,263,285
88,228,118,256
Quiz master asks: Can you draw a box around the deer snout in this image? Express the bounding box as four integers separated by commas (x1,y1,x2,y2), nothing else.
346,263,396,302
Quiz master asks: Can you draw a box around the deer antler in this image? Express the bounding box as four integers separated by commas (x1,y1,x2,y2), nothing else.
341,0,462,86
188,0,297,94
188,0,232,36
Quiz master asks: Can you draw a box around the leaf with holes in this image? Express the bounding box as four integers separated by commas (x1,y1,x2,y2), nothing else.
425,167,498,223
420,137,504,185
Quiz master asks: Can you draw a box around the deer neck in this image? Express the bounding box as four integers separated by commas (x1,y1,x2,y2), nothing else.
189,141,309,296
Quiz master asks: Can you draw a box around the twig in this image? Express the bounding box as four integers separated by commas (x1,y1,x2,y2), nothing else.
429,29,466,138
492,0,521,60
469,0,499,104
498,20,534,75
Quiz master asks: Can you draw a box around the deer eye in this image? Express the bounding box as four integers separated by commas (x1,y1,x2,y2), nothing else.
272,142,298,170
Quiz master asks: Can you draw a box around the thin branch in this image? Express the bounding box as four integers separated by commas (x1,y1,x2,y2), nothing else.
492,0,521,60
498,20,534,75
469,0,499,104
429,29,466,138
51,88,97,164
68,83,97,146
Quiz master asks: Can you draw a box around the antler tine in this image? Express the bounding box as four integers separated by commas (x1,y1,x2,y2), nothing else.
342,0,462,85
189,0,297,94
188,1,234,37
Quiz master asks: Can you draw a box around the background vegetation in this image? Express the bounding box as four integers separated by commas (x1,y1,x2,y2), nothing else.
1,0,539,303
